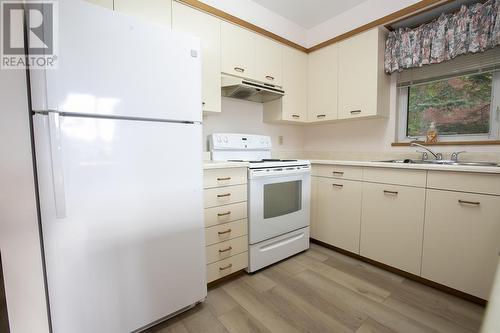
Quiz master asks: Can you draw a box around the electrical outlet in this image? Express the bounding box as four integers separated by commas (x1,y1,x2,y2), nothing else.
278,136,283,145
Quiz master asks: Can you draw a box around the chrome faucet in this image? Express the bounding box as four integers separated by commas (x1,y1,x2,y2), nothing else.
410,142,443,160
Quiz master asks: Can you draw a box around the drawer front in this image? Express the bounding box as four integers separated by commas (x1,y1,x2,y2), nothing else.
204,201,247,227
206,235,248,264
205,219,248,245
204,184,247,208
312,164,362,180
363,167,426,187
427,171,500,196
207,251,248,283
204,168,247,189
422,190,500,299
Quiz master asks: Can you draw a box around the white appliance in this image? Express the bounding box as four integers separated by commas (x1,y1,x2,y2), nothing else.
210,134,310,272
221,74,285,103
30,1,206,332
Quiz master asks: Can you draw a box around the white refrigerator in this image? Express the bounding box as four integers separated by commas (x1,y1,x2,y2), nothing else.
30,1,206,332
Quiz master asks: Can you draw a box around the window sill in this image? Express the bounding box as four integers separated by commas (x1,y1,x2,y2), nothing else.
392,140,500,146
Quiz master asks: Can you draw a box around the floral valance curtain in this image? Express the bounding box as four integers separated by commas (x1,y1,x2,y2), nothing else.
384,0,500,73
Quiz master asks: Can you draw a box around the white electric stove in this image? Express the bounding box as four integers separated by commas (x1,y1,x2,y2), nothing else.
210,133,310,272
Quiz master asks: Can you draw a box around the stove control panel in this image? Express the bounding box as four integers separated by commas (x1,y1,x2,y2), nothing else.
210,133,272,150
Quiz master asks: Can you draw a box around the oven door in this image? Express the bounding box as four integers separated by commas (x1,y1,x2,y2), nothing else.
249,169,310,244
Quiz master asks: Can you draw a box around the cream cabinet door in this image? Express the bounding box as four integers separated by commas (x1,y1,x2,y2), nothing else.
422,190,500,299
114,0,172,27
338,27,389,119
310,176,318,238
172,2,221,113
255,35,282,86
307,43,338,122
85,0,113,9
315,177,362,253
282,47,307,121
221,21,256,79
360,182,425,275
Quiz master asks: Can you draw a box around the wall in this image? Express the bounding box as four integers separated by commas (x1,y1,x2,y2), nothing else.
302,75,500,161
0,70,50,332
203,97,304,153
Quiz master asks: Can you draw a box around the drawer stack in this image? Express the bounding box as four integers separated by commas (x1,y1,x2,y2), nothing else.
203,167,248,283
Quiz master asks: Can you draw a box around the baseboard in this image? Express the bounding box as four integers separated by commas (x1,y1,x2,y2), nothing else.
310,238,487,306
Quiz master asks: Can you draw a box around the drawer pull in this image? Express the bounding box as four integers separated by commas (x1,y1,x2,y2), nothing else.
219,263,233,271
219,246,232,253
316,114,326,118
234,67,245,73
265,75,275,81
217,193,231,198
332,184,343,188
350,109,362,114
217,211,231,217
292,114,300,118
217,177,231,181
383,190,398,195
458,200,480,206
332,171,344,175
218,229,232,235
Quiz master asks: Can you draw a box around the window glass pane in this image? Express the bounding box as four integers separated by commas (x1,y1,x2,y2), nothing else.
263,181,301,219
407,73,492,136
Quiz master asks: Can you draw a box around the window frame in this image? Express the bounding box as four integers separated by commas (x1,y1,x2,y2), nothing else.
396,70,500,143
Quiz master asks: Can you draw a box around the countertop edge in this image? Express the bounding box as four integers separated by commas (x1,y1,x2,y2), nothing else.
203,162,250,170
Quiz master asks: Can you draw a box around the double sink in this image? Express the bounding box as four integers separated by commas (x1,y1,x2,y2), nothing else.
379,159,499,167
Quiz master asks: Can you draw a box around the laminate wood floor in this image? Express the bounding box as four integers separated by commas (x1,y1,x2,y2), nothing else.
148,243,485,333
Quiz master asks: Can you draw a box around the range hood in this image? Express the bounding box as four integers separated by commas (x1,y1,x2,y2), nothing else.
221,74,284,103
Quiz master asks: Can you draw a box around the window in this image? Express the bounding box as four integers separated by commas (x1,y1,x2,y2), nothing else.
397,70,500,142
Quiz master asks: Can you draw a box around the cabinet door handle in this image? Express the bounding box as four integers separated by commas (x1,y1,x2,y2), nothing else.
217,193,231,198
332,184,343,188
234,67,245,73
350,109,362,114
218,229,232,235
217,177,231,181
458,200,480,206
332,171,344,176
316,114,326,119
265,75,275,81
217,211,231,217
292,114,300,119
219,246,232,253
219,263,233,271
383,190,398,195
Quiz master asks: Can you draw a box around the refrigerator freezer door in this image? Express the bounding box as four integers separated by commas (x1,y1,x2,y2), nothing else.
34,114,206,333
30,0,201,122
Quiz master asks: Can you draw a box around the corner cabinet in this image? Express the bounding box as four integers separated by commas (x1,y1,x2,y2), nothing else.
114,0,172,27
307,44,338,122
172,2,221,113
263,46,307,123
338,27,390,119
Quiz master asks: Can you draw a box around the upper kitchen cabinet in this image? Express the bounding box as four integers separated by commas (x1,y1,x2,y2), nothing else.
114,0,172,27
172,2,221,114
307,44,338,122
263,46,307,123
221,21,256,79
85,0,113,9
255,35,283,86
338,27,390,120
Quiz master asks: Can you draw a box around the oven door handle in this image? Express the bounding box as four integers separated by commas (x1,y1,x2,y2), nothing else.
249,169,311,179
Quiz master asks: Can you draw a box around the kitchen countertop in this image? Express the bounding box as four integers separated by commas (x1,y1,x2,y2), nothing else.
203,161,249,170
310,159,500,174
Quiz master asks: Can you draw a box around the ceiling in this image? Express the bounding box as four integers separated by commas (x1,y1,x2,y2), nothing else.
250,0,368,29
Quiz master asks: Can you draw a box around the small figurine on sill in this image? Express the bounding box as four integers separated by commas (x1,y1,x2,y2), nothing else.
426,122,438,144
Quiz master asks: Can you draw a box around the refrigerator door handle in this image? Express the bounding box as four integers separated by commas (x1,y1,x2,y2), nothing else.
48,112,67,218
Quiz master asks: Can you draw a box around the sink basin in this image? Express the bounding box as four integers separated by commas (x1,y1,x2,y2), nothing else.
377,159,499,167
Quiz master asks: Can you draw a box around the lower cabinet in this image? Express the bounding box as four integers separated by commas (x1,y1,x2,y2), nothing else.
314,177,362,253
360,182,425,275
422,189,500,299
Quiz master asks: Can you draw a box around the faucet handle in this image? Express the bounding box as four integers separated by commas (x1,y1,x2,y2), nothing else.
451,151,466,162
